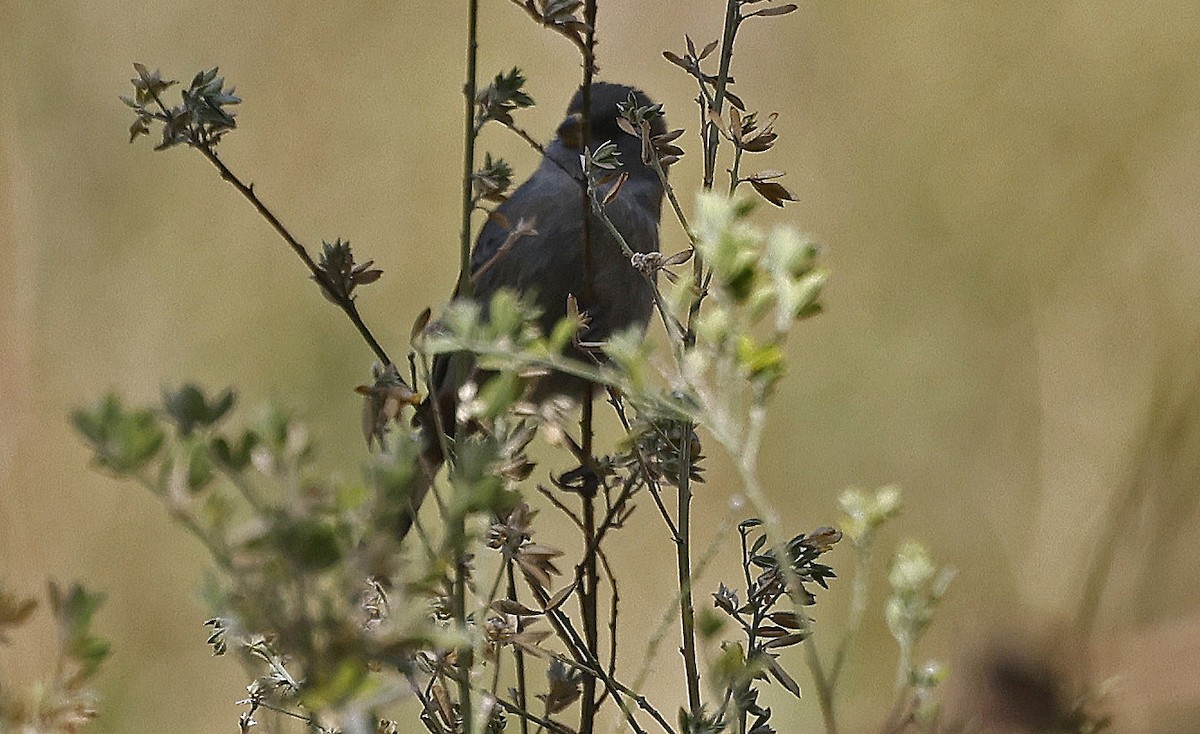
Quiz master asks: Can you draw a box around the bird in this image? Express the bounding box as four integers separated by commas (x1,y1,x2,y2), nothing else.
399,82,668,540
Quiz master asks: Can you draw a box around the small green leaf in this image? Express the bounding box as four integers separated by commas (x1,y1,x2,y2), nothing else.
275,518,344,572
47,582,110,681
163,384,235,435
736,336,785,383
72,393,165,474
301,658,370,710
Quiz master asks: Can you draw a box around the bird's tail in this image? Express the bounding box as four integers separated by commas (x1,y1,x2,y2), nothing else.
396,351,464,541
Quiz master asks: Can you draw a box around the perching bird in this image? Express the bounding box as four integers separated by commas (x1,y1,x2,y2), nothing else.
400,82,668,539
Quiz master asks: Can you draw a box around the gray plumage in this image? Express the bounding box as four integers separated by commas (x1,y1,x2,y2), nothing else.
403,82,667,539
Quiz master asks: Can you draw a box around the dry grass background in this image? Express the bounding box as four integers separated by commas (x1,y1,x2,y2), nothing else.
3,1,1200,732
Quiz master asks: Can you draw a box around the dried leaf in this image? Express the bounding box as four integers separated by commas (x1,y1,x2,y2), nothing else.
767,610,803,629
741,133,778,153
706,105,726,135
699,39,720,59
655,128,686,145
661,248,694,267
511,628,553,653
766,655,802,698
491,599,542,617
748,169,786,181
410,307,432,341
487,210,512,230
663,50,690,71
602,171,629,206
747,3,798,18
754,625,791,638
431,682,455,723
762,632,807,649
545,580,578,613
749,178,797,207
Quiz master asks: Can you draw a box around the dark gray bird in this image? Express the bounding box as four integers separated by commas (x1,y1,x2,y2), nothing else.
401,82,667,539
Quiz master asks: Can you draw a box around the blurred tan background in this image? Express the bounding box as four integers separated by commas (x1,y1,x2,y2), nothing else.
4,1,1200,732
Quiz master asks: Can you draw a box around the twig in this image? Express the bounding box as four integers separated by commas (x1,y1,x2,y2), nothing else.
703,0,741,191
576,7,601,725
506,563,531,734
458,0,481,299
649,151,696,248
603,386,680,539
584,171,687,356
675,422,702,718
505,0,589,57
523,579,665,734
454,2,481,730
193,146,394,367
805,636,839,734
829,542,874,688
488,693,575,734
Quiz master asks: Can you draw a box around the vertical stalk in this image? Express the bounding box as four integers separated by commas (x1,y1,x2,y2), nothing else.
458,0,480,299
578,3,601,732
676,422,702,718
578,0,597,307
455,3,480,732
507,562,530,734
580,398,600,733
805,636,839,734
702,0,740,191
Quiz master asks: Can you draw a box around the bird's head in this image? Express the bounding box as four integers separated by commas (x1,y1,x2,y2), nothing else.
555,82,667,152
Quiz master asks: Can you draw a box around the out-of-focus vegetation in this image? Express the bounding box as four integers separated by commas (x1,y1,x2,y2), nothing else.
4,2,1200,732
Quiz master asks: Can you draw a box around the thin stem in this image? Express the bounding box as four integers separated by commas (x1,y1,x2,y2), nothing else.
711,403,840,734
537,646,675,734
502,122,579,182
524,581,667,734
577,6,601,724
585,174,686,355
135,67,397,369
453,544,474,734
194,146,393,367
703,0,741,191
133,473,233,571
486,693,574,734
578,0,597,308
805,636,839,734
604,388,681,539
650,153,696,248
506,563,530,734
675,422,702,718
579,399,601,733
458,0,480,299
728,146,744,195
630,509,735,695
454,3,480,730
829,543,873,688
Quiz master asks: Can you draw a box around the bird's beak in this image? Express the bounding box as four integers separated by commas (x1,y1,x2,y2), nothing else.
556,112,584,149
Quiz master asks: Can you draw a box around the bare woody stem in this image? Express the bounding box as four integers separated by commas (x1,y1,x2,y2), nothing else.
454,3,481,732
193,146,394,368
676,422,703,718
458,0,481,299
133,67,398,372
578,4,601,733
703,0,741,191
